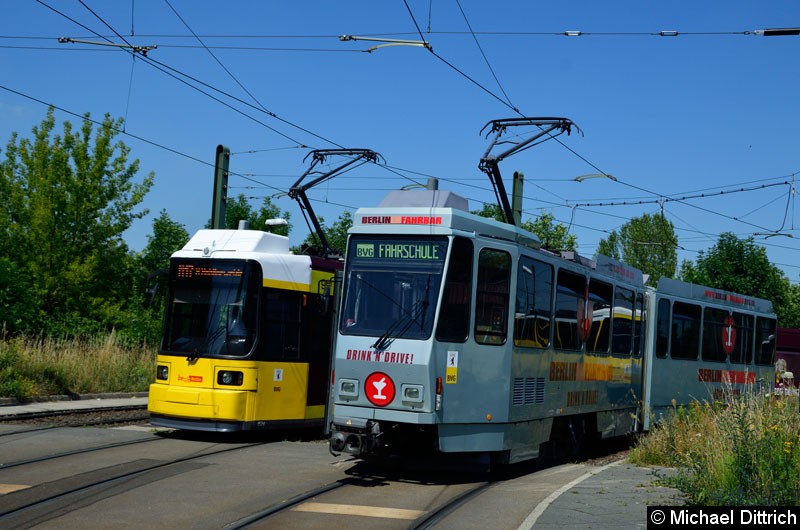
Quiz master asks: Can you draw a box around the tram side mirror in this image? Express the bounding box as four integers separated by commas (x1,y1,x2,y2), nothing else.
316,279,333,314
144,268,168,308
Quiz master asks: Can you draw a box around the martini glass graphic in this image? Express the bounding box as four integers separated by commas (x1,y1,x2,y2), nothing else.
371,377,387,400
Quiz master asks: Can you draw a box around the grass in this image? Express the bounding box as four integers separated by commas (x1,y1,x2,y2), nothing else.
629,390,800,506
0,333,155,400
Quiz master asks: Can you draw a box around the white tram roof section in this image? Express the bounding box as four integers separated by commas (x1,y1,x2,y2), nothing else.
172,228,312,288
353,189,541,249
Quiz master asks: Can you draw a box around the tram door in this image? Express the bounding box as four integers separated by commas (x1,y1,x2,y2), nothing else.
438,244,513,425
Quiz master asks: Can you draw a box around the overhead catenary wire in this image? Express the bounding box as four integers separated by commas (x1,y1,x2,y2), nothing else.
9,4,800,279
5,76,797,279
39,0,345,150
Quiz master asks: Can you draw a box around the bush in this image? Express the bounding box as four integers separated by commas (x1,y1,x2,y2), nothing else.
630,391,800,506
0,333,156,400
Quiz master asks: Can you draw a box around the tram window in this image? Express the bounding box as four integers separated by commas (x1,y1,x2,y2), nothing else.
436,237,473,343
587,280,612,354
554,270,585,351
162,259,259,358
655,298,670,358
755,317,777,366
611,287,634,356
731,313,754,364
633,292,644,357
340,236,447,341
671,301,701,360
474,248,511,345
701,307,729,363
514,256,553,349
262,289,301,360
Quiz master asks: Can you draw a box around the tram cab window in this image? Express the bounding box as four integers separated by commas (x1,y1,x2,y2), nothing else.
755,317,777,366
340,236,447,341
671,302,701,360
474,248,511,345
655,298,670,358
554,270,585,351
162,259,259,358
611,287,635,356
514,256,553,349
436,237,473,343
587,280,612,354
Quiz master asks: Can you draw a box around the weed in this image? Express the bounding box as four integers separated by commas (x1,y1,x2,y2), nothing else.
630,390,800,505
0,332,155,399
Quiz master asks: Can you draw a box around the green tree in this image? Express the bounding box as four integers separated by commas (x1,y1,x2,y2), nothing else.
0,258,44,335
595,231,621,260
138,209,189,311
520,213,577,253
297,210,353,256
114,210,191,344
472,204,577,252
209,194,292,236
679,232,789,323
140,210,189,275
0,107,153,336
779,283,800,328
471,203,505,222
597,213,677,284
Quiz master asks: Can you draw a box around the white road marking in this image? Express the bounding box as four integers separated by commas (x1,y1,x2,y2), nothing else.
292,502,425,520
0,484,31,494
517,460,625,530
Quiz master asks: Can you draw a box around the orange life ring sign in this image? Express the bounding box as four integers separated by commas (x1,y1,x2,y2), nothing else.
721,315,736,356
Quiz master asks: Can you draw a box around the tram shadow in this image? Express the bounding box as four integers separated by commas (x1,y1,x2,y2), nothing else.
340,433,635,484
155,425,328,445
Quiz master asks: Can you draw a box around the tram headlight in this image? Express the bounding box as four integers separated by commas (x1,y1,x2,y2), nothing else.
401,384,424,406
156,365,169,381
217,370,243,386
339,379,359,400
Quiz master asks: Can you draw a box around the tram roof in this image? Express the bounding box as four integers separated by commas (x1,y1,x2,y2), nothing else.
176,228,291,255
172,228,315,288
656,276,775,314
353,189,648,287
352,189,541,249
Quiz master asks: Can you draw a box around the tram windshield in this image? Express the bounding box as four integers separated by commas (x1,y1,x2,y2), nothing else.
340,236,448,342
161,259,259,358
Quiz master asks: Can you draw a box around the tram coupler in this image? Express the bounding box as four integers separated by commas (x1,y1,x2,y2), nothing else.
329,417,381,457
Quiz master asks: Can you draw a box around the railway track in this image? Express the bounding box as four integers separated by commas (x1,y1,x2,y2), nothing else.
0,437,264,528
0,405,639,529
221,464,498,530
0,404,149,428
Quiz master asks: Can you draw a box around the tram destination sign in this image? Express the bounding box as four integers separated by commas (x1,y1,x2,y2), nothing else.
355,242,443,261
176,262,243,279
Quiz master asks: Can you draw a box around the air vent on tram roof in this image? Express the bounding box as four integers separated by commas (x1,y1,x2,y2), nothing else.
378,189,469,211
560,250,596,269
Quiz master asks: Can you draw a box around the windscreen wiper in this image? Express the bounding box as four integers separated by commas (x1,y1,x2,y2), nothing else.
187,325,227,362
371,299,429,351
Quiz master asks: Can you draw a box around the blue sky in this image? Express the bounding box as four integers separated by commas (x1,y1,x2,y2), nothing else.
2,1,799,283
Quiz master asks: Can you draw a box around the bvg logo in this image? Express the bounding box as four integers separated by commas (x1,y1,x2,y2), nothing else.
356,244,374,257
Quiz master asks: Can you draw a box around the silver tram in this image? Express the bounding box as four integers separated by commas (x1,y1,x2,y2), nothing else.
327,188,777,465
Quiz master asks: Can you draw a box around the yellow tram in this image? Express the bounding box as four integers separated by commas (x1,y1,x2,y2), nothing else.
148,227,340,431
